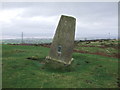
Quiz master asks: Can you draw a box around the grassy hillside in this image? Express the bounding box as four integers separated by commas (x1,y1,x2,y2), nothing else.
2,41,119,88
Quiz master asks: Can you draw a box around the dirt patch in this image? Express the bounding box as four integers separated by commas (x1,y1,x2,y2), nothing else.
26,57,38,60
85,80,92,84
76,63,80,65
78,45,118,49
85,61,90,64
117,77,120,88
74,49,119,59
26,56,41,61
14,49,25,53
98,65,102,67
39,44,51,48
8,44,119,59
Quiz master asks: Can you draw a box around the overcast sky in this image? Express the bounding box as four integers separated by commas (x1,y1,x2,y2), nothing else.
0,2,118,39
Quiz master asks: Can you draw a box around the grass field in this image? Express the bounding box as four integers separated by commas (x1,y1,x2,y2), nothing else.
2,40,119,88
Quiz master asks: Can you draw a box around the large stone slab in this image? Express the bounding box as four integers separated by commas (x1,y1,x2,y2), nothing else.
46,15,76,65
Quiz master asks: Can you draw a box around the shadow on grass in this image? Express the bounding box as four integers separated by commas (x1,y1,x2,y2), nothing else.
26,53,94,74
41,60,77,73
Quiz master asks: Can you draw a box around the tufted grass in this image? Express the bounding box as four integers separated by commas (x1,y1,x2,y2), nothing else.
2,44,118,88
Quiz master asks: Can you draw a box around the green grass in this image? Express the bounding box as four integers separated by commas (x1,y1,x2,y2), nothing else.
2,44,118,88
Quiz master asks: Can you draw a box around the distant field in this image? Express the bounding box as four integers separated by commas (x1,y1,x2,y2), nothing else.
2,38,52,44
2,39,119,88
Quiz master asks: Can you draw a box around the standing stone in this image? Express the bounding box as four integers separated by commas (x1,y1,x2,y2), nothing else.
46,15,76,65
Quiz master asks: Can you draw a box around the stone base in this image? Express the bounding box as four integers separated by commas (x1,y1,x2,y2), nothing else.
45,56,74,65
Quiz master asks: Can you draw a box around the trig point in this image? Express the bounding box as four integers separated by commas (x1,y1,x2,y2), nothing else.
46,15,76,65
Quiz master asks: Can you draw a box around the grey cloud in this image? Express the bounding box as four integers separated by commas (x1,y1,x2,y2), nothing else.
23,2,117,17
1,2,118,39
